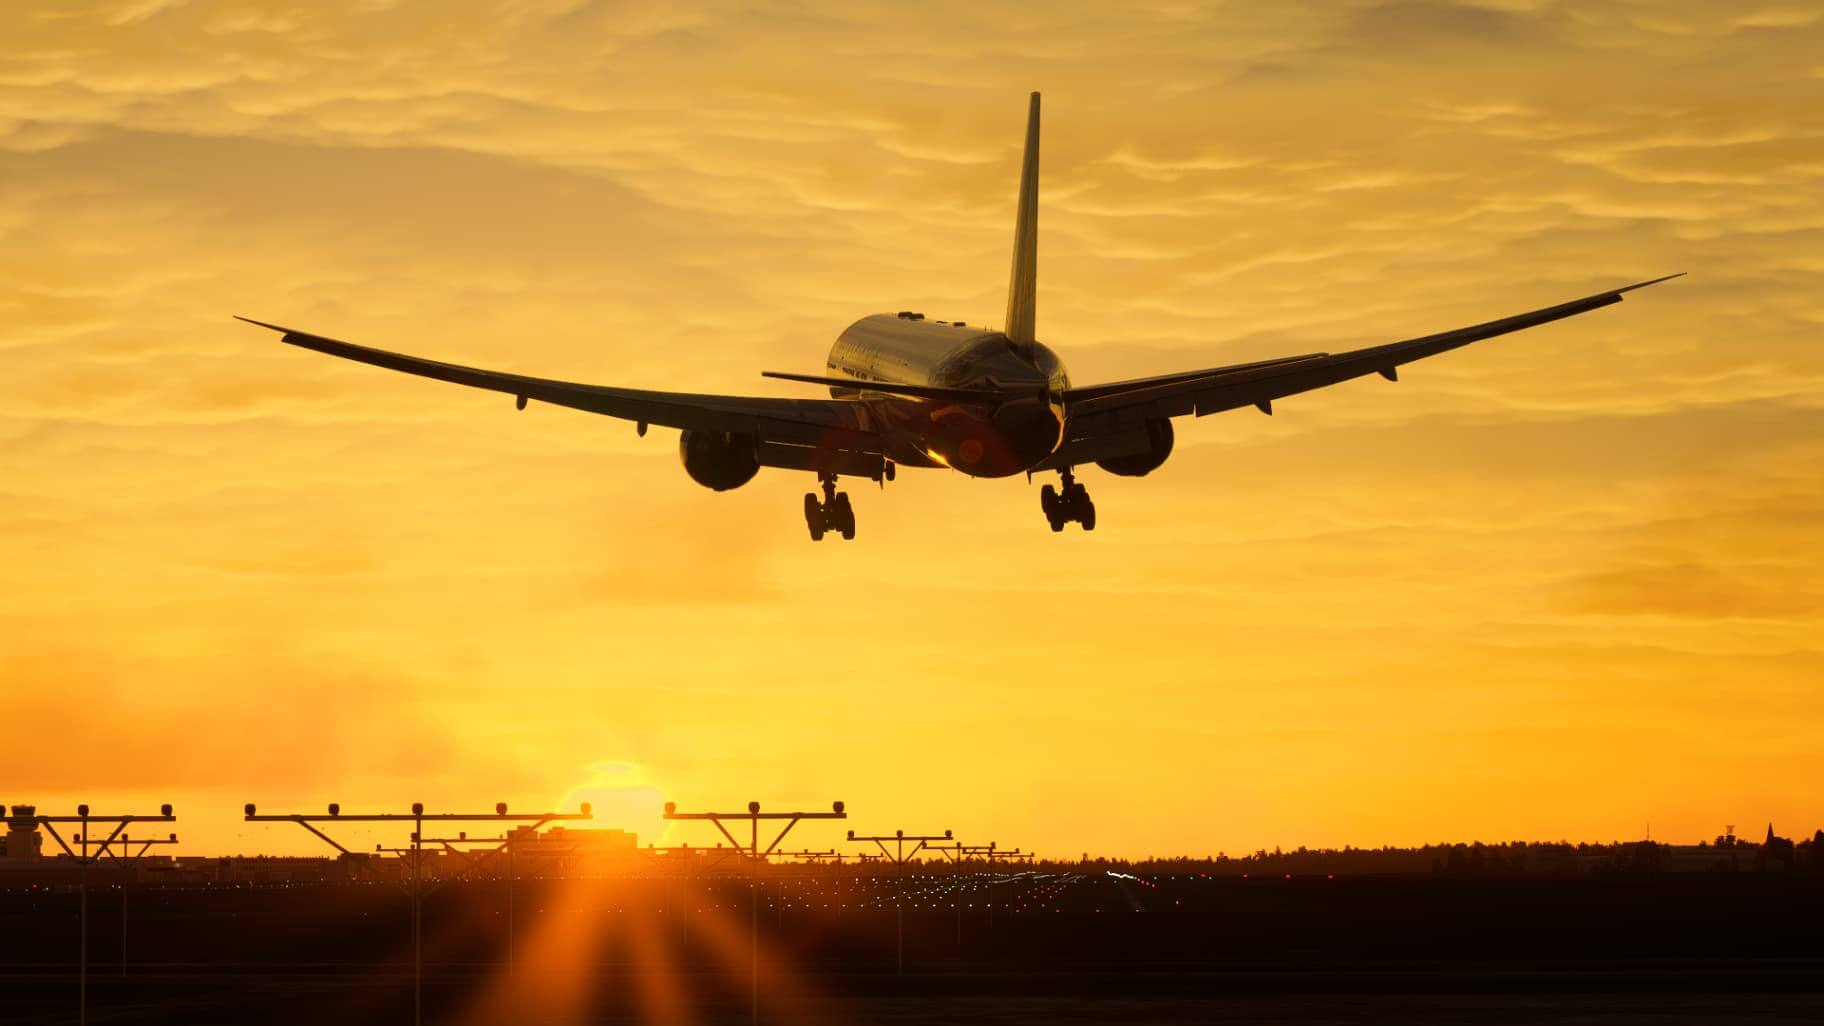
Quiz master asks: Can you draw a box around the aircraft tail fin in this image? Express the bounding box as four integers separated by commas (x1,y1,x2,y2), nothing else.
1003,91,1040,354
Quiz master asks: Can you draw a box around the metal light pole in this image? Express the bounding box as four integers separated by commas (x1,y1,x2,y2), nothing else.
27,803,177,1026
412,806,421,1026
506,826,515,980
663,800,847,1026
920,840,976,947
400,822,585,983
920,840,1028,946
846,828,951,975
115,832,179,977
244,801,590,1026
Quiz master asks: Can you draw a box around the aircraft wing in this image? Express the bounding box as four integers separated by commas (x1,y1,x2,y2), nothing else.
1062,275,1683,439
239,318,882,455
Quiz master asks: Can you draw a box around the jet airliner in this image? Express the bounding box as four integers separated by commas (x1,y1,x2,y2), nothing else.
241,93,1680,540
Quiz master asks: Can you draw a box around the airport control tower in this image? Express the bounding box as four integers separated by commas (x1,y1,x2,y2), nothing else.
3,806,42,861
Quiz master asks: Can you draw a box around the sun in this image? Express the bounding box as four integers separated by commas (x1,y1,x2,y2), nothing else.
556,762,672,847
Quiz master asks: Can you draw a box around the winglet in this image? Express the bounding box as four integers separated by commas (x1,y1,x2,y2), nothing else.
1003,91,1041,352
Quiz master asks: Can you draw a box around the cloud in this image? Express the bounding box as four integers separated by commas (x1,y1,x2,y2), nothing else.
1569,561,1824,619
0,638,458,793
1332,0,1558,54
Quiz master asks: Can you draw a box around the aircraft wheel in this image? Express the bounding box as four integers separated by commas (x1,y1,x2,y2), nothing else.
804,492,825,541
834,492,856,540
1079,501,1096,532
1041,484,1059,520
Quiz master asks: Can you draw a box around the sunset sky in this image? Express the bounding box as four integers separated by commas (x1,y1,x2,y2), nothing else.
3,0,1821,858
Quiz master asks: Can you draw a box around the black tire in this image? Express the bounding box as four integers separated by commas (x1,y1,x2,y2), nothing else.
835,493,856,540
804,493,825,541
1080,501,1096,531
1040,484,1058,517
1049,514,1065,533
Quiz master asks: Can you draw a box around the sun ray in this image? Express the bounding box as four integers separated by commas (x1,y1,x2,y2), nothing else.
679,875,850,1024
455,875,612,1026
624,882,698,1026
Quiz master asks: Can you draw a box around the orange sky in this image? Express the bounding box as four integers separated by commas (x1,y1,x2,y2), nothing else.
3,1,1822,858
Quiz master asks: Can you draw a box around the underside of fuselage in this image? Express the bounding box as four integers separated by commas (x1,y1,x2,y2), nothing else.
825,313,1069,478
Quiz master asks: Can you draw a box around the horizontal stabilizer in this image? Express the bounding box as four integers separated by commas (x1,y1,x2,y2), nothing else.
762,370,1027,402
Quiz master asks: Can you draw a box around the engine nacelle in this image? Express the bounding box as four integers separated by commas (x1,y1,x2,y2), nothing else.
679,429,761,491
1095,418,1174,477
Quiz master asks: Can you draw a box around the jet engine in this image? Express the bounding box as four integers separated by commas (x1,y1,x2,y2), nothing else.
678,429,761,490
1095,418,1174,477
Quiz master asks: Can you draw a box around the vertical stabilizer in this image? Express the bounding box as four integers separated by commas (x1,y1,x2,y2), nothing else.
1004,92,1040,352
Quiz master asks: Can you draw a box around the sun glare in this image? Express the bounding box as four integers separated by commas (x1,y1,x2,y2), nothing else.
558,763,672,849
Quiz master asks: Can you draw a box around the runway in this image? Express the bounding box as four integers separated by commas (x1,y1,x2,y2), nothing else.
4,871,1821,1024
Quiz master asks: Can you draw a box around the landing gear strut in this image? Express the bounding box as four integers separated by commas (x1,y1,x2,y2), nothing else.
804,472,856,541
1040,468,1096,532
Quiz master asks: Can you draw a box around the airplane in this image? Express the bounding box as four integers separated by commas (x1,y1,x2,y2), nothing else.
240,92,1681,541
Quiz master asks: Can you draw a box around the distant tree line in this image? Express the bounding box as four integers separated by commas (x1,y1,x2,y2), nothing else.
1027,827,1824,877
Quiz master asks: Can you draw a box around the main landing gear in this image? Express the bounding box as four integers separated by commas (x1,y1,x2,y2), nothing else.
804,472,856,541
1041,468,1095,532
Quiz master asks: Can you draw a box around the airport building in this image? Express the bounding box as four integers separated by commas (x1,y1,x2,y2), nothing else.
3,806,44,861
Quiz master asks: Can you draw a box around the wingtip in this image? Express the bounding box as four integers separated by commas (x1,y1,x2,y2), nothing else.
234,315,291,334
1616,272,1686,295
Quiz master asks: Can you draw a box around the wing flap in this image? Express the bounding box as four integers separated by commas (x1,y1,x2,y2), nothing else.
756,440,891,480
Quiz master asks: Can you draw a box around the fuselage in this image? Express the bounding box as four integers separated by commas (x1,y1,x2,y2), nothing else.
826,313,1070,477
